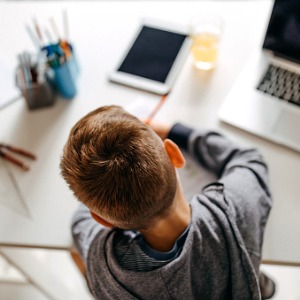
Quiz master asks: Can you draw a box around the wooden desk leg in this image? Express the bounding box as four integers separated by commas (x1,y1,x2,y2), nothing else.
70,247,93,296
70,248,86,278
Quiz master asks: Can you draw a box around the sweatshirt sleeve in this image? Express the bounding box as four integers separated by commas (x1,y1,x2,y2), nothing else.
167,123,272,257
71,203,104,262
167,123,270,193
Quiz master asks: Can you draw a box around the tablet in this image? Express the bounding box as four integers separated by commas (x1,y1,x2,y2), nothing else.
109,20,192,95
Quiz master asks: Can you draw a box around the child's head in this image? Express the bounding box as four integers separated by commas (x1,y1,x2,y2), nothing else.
60,105,177,229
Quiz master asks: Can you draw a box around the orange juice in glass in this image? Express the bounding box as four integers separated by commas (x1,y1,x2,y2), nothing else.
190,16,222,70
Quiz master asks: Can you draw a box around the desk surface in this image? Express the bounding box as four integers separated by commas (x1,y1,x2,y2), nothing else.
0,1,299,265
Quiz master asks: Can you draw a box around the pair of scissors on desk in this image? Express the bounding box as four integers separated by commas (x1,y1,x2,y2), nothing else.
0,144,36,171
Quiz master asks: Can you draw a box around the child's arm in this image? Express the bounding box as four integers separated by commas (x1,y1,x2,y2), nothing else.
164,123,268,186
71,203,105,262
166,123,272,259
148,122,270,199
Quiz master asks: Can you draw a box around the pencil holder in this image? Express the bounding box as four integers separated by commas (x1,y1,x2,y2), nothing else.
52,55,79,99
16,68,56,110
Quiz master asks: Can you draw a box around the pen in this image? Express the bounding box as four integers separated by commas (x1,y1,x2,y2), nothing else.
145,95,168,125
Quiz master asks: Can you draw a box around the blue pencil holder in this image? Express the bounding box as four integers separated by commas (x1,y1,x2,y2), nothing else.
53,55,79,99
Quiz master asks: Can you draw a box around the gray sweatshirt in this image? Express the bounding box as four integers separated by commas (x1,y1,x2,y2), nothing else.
71,124,272,300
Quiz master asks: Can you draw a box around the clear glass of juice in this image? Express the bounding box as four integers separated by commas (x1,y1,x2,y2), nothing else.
190,15,223,70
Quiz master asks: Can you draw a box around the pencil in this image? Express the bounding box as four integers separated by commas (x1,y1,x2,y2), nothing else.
32,17,44,44
145,95,168,125
45,28,54,44
18,53,32,84
0,149,30,171
25,24,41,50
49,17,61,41
63,10,69,41
0,144,36,160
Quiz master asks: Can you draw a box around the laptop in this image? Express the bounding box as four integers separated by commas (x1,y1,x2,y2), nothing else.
219,0,300,152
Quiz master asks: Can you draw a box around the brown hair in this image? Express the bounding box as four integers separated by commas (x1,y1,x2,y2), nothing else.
60,105,177,229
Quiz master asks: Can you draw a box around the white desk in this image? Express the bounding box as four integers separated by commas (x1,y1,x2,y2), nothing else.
0,0,300,298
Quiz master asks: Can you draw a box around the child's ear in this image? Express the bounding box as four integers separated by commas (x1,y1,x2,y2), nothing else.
90,211,114,228
164,139,186,168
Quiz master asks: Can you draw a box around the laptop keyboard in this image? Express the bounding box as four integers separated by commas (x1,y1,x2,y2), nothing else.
257,64,300,106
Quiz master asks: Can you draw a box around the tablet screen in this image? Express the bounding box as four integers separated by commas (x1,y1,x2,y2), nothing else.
117,26,188,83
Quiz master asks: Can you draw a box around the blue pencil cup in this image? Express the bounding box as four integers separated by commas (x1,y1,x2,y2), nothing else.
53,55,78,99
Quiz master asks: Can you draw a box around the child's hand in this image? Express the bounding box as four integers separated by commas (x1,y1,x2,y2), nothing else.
145,121,171,140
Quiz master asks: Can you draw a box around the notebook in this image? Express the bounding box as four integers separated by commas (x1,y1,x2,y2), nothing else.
219,0,300,152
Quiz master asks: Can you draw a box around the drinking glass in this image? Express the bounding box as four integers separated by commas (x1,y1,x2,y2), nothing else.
190,15,223,70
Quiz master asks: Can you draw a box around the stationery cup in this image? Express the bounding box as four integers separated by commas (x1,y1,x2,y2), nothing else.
190,14,223,70
52,55,78,99
16,68,56,110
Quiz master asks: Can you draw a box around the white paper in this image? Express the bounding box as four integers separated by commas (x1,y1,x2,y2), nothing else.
124,96,161,120
178,151,217,201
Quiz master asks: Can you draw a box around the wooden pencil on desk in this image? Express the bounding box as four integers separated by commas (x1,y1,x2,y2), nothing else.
0,144,36,160
0,149,30,171
145,95,167,125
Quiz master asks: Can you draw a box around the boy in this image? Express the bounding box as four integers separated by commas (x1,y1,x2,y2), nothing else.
60,105,275,299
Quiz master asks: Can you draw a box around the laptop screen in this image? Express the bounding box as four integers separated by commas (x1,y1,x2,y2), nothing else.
263,0,300,63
